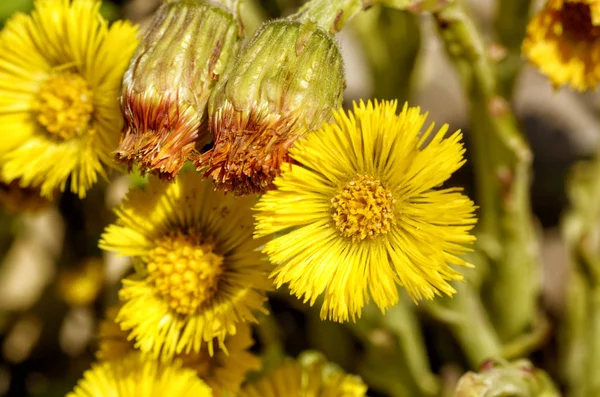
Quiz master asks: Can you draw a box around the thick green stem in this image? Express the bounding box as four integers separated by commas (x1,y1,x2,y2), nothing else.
351,7,421,102
433,1,539,341
588,286,600,396
561,154,600,397
425,282,502,368
349,302,439,397
560,271,589,397
292,0,367,33
382,299,439,396
492,0,532,98
501,312,550,360
292,0,441,34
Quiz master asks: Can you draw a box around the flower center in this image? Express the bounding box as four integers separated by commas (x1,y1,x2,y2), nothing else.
147,231,224,316
560,3,600,42
36,71,94,140
331,175,395,242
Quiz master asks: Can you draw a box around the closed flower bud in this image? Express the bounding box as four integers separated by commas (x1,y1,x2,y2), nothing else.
453,359,560,397
197,20,344,195
116,0,240,180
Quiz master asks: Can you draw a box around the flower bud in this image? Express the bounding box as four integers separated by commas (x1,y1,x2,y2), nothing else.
453,359,560,397
196,20,344,195
116,0,240,179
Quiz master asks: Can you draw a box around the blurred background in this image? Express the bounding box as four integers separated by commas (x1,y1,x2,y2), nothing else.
0,0,595,395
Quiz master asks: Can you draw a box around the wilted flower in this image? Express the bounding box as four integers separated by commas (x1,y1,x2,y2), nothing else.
196,20,344,195
116,0,240,179
0,0,138,198
523,0,600,91
254,100,477,322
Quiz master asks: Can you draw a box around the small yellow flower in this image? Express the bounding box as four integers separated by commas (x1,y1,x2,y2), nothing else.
58,258,104,306
97,306,261,397
523,0,600,91
0,0,139,198
99,171,271,358
67,353,212,397
254,100,477,322
240,352,367,397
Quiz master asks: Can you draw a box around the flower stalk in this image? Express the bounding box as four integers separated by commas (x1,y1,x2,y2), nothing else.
433,1,540,341
561,153,600,397
349,302,440,397
492,0,533,98
425,281,503,368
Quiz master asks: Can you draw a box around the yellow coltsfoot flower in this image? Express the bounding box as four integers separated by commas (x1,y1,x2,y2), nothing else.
523,0,600,91
0,0,139,198
97,306,261,397
68,353,212,397
99,171,272,358
240,352,367,397
254,100,477,322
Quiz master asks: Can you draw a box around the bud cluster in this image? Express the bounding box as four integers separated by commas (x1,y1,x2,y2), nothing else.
118,0,345,194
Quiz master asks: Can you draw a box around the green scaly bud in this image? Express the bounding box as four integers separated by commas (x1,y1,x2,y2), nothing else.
196,19,344,195
117,0,240,179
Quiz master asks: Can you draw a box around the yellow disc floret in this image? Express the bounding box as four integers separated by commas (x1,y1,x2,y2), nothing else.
36,71,94,140
147,230,224,316
331,175,395,242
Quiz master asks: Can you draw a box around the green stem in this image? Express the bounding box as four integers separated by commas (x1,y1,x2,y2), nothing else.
587,286,600,396
493,0,532,98
561,154,600,397
560,271,589,397
292,0,368,33
292,0,441,33
501,312,550,360
349,302,440,397
425,283,502,368
255,307,285,371
382,299,439,396
351,7,421,102
433,1,539,341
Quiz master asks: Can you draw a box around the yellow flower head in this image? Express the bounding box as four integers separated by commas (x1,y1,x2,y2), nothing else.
240,352,367,397
0,0,139,198
99,171,271,358
68,353,212,397
523,0,600,91
254,100,477,322
97,306,261,397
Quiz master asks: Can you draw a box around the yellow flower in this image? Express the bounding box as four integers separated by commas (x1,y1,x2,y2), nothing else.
0,0,139,198
523,0,600,91
58,258,104,306
254,100,477,322
99,171,271,358
97,306,261,397
240,352,367,397
67,353,212,397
